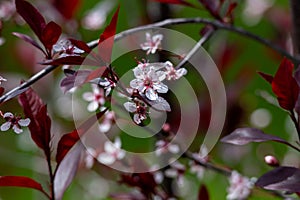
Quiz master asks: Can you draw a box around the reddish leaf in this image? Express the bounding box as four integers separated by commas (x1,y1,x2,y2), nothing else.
272,58,299,110
258,71,273,84
0,176,48,197
12,32,45,53
221,127,292,147
151,0,196,7
0,87,4,96
256,167,300,193
54,143,83,200
15,0,46,38
41,21,62,51
18,88,51,157
56,110,107,165
53,0,81,19
40,56,99,66
85,67,107,83
98,6,120,64
198,185,209,200
60,69,91,93
69,38,91,54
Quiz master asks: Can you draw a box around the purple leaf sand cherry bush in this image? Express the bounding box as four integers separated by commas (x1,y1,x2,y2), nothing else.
0,0,300,199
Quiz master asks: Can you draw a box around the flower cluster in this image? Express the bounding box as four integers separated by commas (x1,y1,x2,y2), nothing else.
140,32,163,55
53,39,84,57
0,112,30,134
124,59,187,124
226,171,254,200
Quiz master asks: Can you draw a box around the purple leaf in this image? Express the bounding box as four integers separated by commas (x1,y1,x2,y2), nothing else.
0,87,4,96
198,185,209,200
272,58,299,111
15,0,46,39
256,166,300,193
0,176,48,197
257,71,273,84
54,142,83,200
41,21,62,51
221,128,291,146
40,56,99,66
12,32,45,53
60,70,91,93
69,38,91,54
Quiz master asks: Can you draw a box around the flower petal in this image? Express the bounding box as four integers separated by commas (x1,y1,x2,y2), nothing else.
154,83,168,93
176,68,187,78
87,101,99,112
133,114,142,124
130,79,143,89
3,112,13,118
97,153,115,165
82,92,94,101
146,88,158,100
116,150,125,160
124,102,137,113
18,118,30,127
13,125,23,134
0,122,11,131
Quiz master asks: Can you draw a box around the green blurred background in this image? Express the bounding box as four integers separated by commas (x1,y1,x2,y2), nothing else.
0,0,297,199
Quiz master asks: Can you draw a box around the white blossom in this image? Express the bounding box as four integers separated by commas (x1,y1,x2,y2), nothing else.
155,140,180,156
0,76,7,85
0,112,30,134
98,78,116,96
98,111,115,133
53,39,84,56
82,85,106,112
165,161,186,186
124,101,148,124
84,148,97,169
165,61,187,81
97,137,125,165
140,32,163,54
226,171,254,200
130,63,168,101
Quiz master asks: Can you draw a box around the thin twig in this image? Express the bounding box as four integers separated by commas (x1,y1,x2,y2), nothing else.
1,17,299,104
175,28,214,69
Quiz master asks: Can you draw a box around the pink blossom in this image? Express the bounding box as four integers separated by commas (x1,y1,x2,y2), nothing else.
98,78,116,96
130,63,168,101
98,111,115,133
124,101,148,124
164,61,187,81
140,32,163,54
226,171,254,200
97,137,125,165
53,39,84,56
155,140,180,156
0,112,30,134
83,85,106,112
165,161,186,186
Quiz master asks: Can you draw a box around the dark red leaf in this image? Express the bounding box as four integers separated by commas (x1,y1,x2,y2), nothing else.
18,88,51,157
41,21,62,51
272,58,299,110
85,67,107,83
98,6,120,64
56,110,107,165
12,32,45,54
198,185,209,200
15,0,46,38
198,0,221,20
69,38,91,54
0,87,4,96
54,143,83,200
120,173,157,195
60,70,91,93
258,71,273,84
53,0,81,19
0,176,48,196
151,0,196,7
221,127,292,147
40,56,99,66
256,167,300,193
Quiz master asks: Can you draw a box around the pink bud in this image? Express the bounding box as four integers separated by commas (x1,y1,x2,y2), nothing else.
264,155,279,167
162,123,171,132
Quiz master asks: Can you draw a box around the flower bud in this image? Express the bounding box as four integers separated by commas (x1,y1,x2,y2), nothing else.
264,155,279,167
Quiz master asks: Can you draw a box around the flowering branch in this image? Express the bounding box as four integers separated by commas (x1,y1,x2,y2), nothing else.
1,17,298,104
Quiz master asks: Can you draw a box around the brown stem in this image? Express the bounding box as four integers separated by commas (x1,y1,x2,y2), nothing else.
290,0,300,56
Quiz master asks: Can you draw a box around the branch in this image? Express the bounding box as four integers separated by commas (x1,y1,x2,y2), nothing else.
290,0,300,56
1,17,299,104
